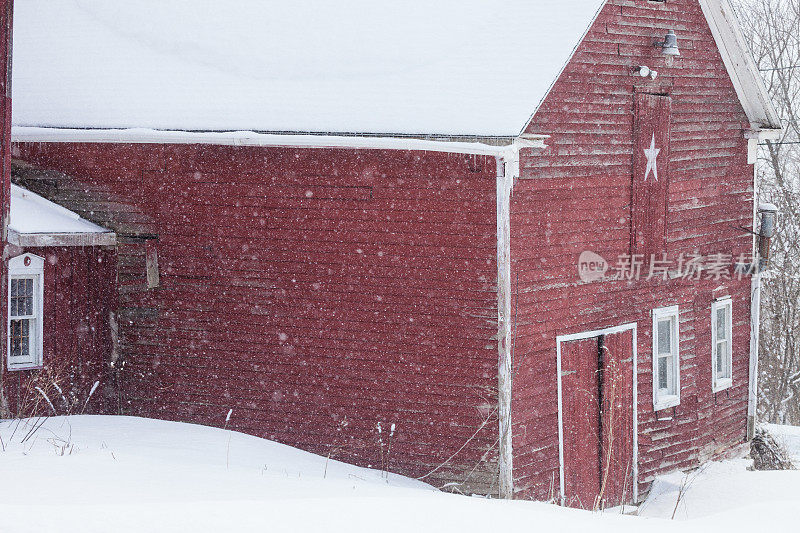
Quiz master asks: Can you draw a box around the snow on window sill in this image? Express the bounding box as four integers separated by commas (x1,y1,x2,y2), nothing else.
654,394,680,412
712,378,733,394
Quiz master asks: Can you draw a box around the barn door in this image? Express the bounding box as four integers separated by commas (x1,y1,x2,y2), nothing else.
599,331,635,507
561,337,601,508
561,329,635,509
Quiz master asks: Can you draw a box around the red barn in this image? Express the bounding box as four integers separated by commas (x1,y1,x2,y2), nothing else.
3,0,781,507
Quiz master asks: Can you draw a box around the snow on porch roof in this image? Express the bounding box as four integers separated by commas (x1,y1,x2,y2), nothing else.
11,0,606,138
9,184,116,247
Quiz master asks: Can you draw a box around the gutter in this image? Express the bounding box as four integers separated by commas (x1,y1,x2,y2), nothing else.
11,126,547,157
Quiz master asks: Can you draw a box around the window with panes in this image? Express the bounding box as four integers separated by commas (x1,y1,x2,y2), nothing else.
712,299,733,392
7,254,44,370
652,306,680,410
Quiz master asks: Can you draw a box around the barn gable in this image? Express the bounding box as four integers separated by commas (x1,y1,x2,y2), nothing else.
510,0,775,505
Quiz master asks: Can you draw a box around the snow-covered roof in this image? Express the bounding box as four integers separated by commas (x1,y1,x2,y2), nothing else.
11,0,606,138
9,184,115,247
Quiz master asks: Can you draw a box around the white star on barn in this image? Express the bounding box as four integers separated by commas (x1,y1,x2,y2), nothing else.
643,132,661,181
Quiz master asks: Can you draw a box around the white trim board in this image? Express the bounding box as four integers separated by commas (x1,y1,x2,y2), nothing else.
698,0,782,131
556,322,639,505
8,228,116,247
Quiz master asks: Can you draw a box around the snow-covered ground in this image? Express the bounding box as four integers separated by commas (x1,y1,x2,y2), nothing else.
639,424,800,521
1,416,798,532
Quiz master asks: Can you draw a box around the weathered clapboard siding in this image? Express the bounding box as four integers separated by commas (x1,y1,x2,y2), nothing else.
511,0,753,500
11,143,501,493
0,245,116,416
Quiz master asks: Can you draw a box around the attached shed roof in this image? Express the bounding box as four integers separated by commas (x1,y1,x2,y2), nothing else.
9,184,116,247
11,0,606,138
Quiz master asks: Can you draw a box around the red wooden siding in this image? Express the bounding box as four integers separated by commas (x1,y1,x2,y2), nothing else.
10,144,501,493
511,0,755,501
1,246,116,416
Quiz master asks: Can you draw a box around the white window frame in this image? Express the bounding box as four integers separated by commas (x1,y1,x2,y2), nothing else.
7,253,45,371
652,305,680,411
711,298,733,393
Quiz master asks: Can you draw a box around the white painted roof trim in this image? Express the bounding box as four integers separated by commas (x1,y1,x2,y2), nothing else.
7,228,117,247
12,126,548,158
698,0,782,132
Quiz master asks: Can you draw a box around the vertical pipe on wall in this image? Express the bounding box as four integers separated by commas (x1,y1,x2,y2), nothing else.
748,271,761,440
747,164,773,440
496,156,514,499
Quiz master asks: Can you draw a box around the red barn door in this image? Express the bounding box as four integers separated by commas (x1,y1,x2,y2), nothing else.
561,337,601,508
599,331,635,507
561,329,635,509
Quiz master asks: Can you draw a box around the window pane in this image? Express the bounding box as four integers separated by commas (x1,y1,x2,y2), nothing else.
718,341,730,378
657,319,672,355
658,356,668,389
10,318,30,357
716,307,727,340
9,277,35,318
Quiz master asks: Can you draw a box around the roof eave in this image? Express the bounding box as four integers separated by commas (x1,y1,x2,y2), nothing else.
7,228,117,247
699,0,783,132
11,126,549,157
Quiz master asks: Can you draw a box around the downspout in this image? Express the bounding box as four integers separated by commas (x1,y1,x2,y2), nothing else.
748,269,761,439
744,126,780,439
747,201,778,439
747,157,760,442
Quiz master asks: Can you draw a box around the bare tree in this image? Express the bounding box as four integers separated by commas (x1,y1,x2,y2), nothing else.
734,0,800,424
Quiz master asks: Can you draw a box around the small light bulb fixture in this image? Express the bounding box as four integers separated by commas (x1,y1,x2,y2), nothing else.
655,30,680,56
635,66,658,80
